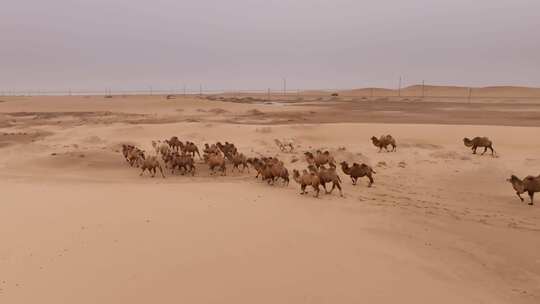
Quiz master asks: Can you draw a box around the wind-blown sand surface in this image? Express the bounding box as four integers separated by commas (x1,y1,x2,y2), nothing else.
1,95,539,303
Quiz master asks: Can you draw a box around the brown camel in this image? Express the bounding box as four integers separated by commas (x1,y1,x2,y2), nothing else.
164,152,196,176
125,146,145,167
207,152,227,176
180,141,201,159
371,135,397,152
463,137,495,156
304,150,335,168
308,165,343,196
292,169,321,197
137,156,165,178
507,175,540,205
340,161,375,187
230,152,249,172
165,136,182,151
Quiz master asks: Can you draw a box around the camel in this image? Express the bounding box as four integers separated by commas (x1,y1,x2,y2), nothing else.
247,157,265,178
216,142,237,156
152,141,170,159
274,139,294,152
137,156,165,178
164,152,196,175
265,161,289,185
308,165,343,196
207,152,227,176
340,161,375,187
180,141,201,159
371,135,397,152
292,169,321,197
204,143,219,155
125,146,145,167
463,137,495,156
304,150,335,168
165,136,182,151
121,144,135,161
230,152,249,172
507,175,540,205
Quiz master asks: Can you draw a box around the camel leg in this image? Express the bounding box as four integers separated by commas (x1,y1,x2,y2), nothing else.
516,192,524,202
322,183,329,194
528,192,534,205
489,146,495,156
329,182,336,194
140,168,145,176
368,175,374,187
335,182,343,197
158,166,165,178
472,146,477,154
481,146,488,155
351,176,356,185
314,185,320,198
301,184,307,195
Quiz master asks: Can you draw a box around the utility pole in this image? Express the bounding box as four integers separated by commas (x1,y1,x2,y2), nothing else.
183,84,186,97
468,87,472,103
199,84,202,97
422,80,425,98
282,78,287,96
398,76,402,97
267,88,270,101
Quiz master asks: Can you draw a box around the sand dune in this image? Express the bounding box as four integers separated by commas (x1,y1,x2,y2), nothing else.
1,95,539,304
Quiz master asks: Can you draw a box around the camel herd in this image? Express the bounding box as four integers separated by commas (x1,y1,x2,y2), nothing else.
120,134,538,206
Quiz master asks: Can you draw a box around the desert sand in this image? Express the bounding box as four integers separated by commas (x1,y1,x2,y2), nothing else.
1,93,539,303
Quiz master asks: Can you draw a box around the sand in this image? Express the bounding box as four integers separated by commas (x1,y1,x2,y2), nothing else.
1,94,539,303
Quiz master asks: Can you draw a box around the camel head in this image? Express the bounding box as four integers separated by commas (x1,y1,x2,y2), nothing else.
507,175,526,193
463,138,473,147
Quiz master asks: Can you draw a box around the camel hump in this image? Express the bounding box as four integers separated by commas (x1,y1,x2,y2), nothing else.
352,162,360,167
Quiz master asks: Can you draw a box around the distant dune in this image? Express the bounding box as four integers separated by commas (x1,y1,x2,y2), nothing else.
338,85,540,98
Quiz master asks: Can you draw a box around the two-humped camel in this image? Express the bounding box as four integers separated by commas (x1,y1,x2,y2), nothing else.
507,175,540,205
463,137,495,156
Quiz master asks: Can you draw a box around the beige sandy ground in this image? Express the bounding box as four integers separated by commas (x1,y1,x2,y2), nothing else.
0,95,539,303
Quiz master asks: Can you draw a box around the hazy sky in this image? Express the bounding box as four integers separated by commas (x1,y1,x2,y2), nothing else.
1,0,539,92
